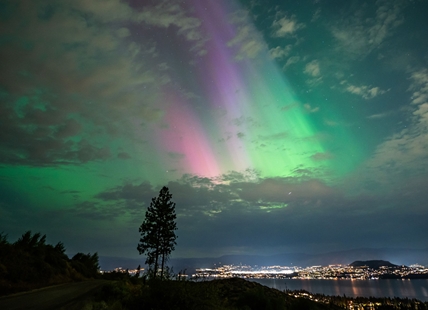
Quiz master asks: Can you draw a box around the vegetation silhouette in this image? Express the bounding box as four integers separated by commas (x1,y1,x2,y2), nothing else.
137,186,177,279
0,230,99,295
92,275,347,310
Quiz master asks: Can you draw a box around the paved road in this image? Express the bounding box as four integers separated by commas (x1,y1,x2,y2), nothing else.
0,280,109,310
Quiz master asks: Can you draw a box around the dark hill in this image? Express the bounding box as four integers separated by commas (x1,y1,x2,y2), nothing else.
98,277,343,309
206,277,343,310
350,260,398,268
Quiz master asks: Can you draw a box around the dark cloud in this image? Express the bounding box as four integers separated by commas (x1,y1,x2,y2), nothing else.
0,110,111,164
280,103,299,112
61,190,80,194
258,132,288,140
167,152,186,160
0,0,206,166
70,201,140,221
55,119,82,139
232,116,261,128
162,175,427,254
1,169,427,257
310,152,334,161
232,178,338,204
96,182,156,203
237,132,245,139
117,152,132,160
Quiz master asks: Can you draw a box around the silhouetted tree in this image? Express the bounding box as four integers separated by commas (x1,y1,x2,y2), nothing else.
71,252,100,277
0,232,8,245
137,186,177,279
14,231,46,253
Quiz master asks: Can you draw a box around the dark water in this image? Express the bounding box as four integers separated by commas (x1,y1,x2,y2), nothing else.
249,279,428,301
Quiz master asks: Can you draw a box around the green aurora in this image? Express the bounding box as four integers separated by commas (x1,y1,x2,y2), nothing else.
1,0,427,259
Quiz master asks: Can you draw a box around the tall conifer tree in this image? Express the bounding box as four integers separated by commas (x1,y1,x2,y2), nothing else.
137,186,177,278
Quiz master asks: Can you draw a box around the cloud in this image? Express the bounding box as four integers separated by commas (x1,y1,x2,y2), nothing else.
304,60,321,77
324,119,340,127
0,0,205,166
280,103,299,112
330,0,405,57
310,152,334,161
96,182,156,203
119,174,428,254
227,26,266,60
304,104,319,113
136,1,206,53
92,177,236,219
269,45,292,59
117,152,132,160
343,82,388,99
233,178,338,204
91,175,341,220
284,56,300,68
311,8,321,22
2,168,428,257
70,0,134,22
358,68,428,188
54,119,82,139
303,60,322,86
96,172,339,211
272,15,305,37
409,69,428,105
227,10,267,60
231,116,261,128
367,111,392,119
167,152,186,160
259,132,288,140
61,190,81,194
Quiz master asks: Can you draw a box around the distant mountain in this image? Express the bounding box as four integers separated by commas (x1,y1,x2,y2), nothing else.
98,248,428,273
350,260,398,268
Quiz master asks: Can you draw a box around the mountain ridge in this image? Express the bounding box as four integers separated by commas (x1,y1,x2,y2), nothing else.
98,247,428,272
350,260,398,268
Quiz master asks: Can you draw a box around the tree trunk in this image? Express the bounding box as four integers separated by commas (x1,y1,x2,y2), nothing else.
154,248,158,278
161,252,165,279
153,227,160,278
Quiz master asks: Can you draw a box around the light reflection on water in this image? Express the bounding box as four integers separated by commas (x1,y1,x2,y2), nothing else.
249,279,428,301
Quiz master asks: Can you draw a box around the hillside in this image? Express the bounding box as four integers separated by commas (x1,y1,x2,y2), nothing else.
87,276,343,310
350,260,398,269
0,231,100,296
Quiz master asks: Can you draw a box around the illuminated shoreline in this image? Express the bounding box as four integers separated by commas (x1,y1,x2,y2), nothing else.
193,263,428,280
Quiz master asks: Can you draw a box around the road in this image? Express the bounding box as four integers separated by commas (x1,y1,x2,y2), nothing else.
0,280,109,310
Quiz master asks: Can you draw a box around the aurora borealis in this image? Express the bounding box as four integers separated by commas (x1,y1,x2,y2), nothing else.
1,0,428,260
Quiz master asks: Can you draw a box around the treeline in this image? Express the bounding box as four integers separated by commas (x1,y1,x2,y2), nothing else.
0,231,100,295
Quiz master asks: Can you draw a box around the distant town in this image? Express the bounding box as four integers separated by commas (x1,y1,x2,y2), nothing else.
192,261,428,280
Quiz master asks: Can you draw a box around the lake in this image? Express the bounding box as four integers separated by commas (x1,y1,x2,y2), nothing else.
249,278,428,301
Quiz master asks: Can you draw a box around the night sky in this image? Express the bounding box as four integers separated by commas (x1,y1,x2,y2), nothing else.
1,0,428,260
